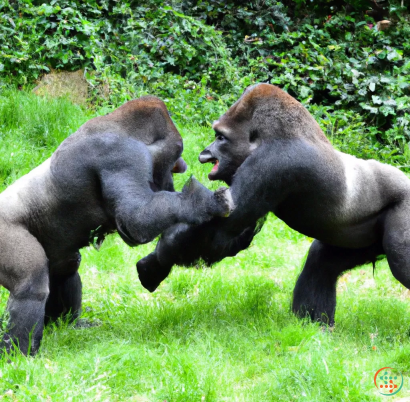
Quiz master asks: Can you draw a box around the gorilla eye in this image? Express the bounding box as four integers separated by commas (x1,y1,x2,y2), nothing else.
215,131,226,142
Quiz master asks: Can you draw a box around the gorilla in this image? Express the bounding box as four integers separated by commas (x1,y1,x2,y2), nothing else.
137,83,410,327
0,96,233,355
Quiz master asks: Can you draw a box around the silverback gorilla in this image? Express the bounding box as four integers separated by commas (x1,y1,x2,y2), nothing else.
137,83,410,327
0,96,232,355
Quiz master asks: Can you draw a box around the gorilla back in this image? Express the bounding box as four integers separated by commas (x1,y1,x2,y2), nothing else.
138,84,410,327
0,96,232,355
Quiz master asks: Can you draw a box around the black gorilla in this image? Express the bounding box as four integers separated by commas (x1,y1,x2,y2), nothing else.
0,96,232,355
138,83,410,327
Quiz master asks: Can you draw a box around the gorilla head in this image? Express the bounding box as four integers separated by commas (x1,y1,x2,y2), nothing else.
199,84,323,185
198,87,257,185
78,96,188,192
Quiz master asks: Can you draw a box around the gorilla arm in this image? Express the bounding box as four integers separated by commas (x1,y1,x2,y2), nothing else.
137,150,273,292
98,137,232,246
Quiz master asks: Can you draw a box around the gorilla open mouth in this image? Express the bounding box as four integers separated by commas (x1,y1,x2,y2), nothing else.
211,160,219,173
198,152,219,180
207,159,219,180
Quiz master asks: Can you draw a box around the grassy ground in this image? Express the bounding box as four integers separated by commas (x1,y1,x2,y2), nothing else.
0,89,410,401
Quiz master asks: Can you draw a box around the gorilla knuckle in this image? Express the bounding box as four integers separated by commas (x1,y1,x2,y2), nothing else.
213,187,235,217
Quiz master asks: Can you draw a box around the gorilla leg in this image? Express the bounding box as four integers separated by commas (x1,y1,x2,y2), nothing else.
4,288,48,356
45,272,82,325
292,240,382,325
383,203,410,290
45,254,82,324
0,226,49,355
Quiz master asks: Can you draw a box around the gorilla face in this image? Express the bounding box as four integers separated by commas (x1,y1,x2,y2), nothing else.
199,115,258,186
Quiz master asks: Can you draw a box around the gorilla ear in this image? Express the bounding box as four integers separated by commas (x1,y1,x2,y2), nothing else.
249,129,258,143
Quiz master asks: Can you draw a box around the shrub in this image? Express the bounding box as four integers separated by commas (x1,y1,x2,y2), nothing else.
1,0,410,164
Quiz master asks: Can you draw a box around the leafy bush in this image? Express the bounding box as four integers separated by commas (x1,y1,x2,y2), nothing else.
0,1,236,88
238,8,410,164
177,0,291,42
0,0,244,125
0,0,410,164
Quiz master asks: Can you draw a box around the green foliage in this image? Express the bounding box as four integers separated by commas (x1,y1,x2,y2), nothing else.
1,0,410,163
0,0,244,125
0,1,236,88
177,0,291,39
291,0,406,15
241,11,410,164
0,0,241,91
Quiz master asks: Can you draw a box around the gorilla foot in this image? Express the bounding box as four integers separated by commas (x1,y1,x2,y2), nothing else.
292,302,335,326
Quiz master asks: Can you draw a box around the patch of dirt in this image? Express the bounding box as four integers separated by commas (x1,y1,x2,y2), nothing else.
33,69,88,106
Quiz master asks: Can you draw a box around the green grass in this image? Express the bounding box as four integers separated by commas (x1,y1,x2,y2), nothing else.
0,89,410,401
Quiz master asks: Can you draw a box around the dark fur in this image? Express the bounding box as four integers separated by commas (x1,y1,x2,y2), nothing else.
137,84,410,327
0,96,231,355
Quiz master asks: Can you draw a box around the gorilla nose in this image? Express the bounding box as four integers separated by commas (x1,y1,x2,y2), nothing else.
199,150,215,164
172,157,187,174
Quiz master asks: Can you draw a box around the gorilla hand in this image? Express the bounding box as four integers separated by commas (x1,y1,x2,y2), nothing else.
137,252,171,293
181,177,234,222
137,223,197,292
137,218,264,292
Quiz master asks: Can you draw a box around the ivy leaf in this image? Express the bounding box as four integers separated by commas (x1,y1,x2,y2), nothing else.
387,49,402,61
379,105,395,116
372,95,382,104
396,97,410,111
377,50,387,60
299,86,310,98
360,103,378,114
383,99,397,107
166,55,175,65
380,76,393,83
